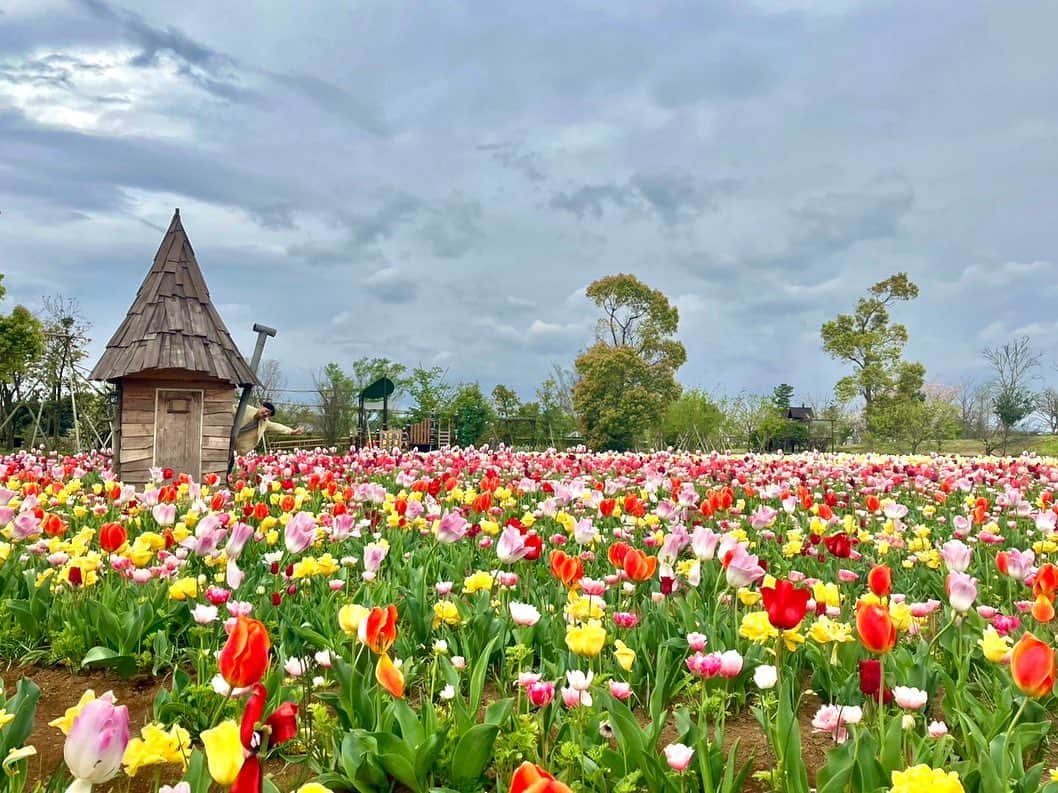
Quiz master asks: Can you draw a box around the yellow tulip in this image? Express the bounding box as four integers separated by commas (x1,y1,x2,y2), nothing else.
338,604,370,637
168,577,198,601
889,765,965,793
978,626,1012,664
123,723,191,776
565,620,607,657
739,611,778,644
613,640,636,671
201,720,243,786
432,601,462,629
48,690,98,735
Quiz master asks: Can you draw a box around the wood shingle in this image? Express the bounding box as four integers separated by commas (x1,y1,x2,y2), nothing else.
89,209,258,387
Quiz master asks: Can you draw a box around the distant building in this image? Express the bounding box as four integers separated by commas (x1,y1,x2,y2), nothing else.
785,405,815,422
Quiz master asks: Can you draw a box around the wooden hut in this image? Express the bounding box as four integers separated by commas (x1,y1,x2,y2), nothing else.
89,210,257,486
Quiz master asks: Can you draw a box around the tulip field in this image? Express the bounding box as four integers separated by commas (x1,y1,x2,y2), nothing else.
2,448,1058,793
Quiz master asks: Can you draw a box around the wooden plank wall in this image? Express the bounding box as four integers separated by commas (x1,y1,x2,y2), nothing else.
118,373,236,485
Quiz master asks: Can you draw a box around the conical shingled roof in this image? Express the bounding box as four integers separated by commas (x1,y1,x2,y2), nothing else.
90,209,258,387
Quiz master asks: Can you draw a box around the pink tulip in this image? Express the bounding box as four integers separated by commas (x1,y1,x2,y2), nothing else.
718,650,743,678
528,681,555,707
496,525,529,563
723,546,765,588
928,720,949,738
892,686,928,710
284,511,317,553
663,743,694,772
509,602,541,627
940,540,972,572
686,632,708,652
946,571,977,613
609,681,632,701
64,694,129,791
436,511,469,544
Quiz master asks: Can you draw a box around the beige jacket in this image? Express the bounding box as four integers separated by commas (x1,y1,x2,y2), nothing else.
234,404,296,454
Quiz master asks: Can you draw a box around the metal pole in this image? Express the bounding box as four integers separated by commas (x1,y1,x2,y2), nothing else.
230,324,277,465
68,365,81,452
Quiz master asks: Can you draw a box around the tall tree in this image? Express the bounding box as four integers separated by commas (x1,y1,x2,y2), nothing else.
662,389,723,449
821,273,922,411
0,275,44,447
574,274,686,450
772,383,795,411
406,366,454,423
983,336,1039,454
349,357,410,400
450,382,493,446
491,384,520,444
1037,387,1058,435
33,296,92,445
314,363,357,444
537,371,577,446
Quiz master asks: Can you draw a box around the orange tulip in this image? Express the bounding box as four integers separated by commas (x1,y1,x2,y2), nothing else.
1032,595,1056,623
509,762,573,793
375,653,405,699
856,601,896,655
1010,632,1056,698
361,605,398,655
219,617,271,688
607,542,631,568
1033,564,1058,600
549,550,583,589
867,564,892,598
622,549,658,582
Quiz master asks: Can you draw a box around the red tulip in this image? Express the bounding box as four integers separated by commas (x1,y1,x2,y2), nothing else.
867,564,892,598
98,522,127,553
856,601,896,655
1010,632,1056,698
996,551,1010,576
823,533,851,559
858,659,893,703
510,762,573,793
219,617,271,688
761,579,810,630
361,605,398,655
234,684,298,793
523,533,543,561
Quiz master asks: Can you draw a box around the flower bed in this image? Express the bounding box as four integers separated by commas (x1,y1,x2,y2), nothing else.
0,447,1057,793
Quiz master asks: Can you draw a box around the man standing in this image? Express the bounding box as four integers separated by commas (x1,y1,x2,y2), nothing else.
232,401,303,462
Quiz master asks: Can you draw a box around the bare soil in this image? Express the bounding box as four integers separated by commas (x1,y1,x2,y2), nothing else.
0,666,878,793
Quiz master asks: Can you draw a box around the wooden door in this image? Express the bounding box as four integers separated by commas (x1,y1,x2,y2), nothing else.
154,389,203,479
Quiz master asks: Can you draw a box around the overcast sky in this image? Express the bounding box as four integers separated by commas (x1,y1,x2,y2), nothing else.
2,0,1057,406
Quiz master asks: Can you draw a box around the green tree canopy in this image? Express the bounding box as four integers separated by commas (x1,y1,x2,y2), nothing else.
349,357,410,400
772,383,795,411
313,363,357,443
661,389,723,449
451,383,493,446
0,275,45,448
491,384,520,419
406,366,454,423
821,273,921,409
574,274,685,450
